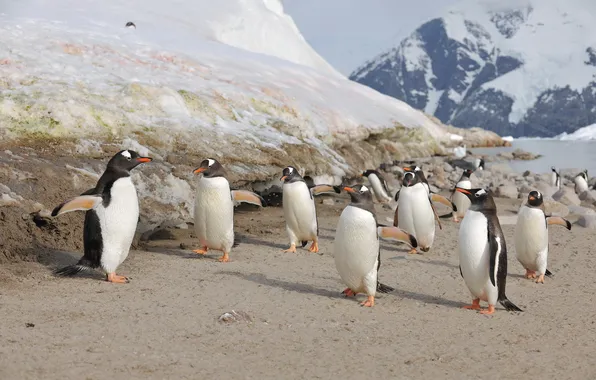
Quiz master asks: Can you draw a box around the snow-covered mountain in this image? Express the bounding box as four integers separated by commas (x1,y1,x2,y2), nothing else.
351,0,596,138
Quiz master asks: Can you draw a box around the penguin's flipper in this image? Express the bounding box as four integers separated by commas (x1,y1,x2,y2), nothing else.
430,193,457,212
488,232,502,287
310,184,341,196
546,216,572,230
394,190,400,202
231,190,264,207
51,195,103,217
377,226,417,248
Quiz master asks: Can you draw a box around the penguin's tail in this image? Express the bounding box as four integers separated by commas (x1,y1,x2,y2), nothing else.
377,282,395,293
301,240,308,248
54,258,94,277
439,212,453,219
498,297,523,312
545,269,553,277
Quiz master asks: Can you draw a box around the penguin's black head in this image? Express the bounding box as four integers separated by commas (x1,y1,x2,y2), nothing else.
402,171,420,187
527,190,543,207
280,166,302,183
343,184,373,203
462,168,473,178
456,187,496,212
551,166,556,172
476,158,485,170
125,21,136,29
360,169,379,178
193,158,225,178
108,150,152,172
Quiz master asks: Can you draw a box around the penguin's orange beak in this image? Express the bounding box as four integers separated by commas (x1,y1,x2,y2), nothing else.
402,167,412,171
343,186,356,193
529,195,535,201
193,167,206,174
280,175,288,181
456,188,471,194
136,157,152,163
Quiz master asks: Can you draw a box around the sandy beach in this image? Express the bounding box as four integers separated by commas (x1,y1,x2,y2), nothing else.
1,194,595,380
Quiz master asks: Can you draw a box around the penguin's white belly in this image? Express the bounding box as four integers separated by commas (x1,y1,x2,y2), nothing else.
458,210,497,303
194,177,234,252
398,184,435,249
551,173,557,187
368,175,390,201
575,177,588,193
334,206,379,295
453,180,471,218
98,177,139,273
283,182,317,242
515,207,548,272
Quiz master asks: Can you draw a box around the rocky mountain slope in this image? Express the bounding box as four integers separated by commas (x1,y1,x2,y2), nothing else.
351,0,596,138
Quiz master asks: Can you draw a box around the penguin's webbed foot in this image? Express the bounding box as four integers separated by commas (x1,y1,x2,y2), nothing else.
525,269,536,279
407,248,417,255
106,273,129,284
308,241,319,253
462,298,481,310
193,247,209,255
218,252,230,262
452,216,460,223
360,296,375,307
536,274,545,284
283,244,297,253
342,288,357,297
479,304,495,315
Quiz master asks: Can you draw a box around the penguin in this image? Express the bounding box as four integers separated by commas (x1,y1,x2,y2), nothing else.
451,169,473,223
192,158,263,262
456,187,523,314
51,150,152,283
334,184,417,307
280,166,338,254
394,171,442,254
449,157,485,172
514,191,571,283
400,165,455,210
125,21,136,29
550,166,561,189
574,169,589,194
361,169,392,203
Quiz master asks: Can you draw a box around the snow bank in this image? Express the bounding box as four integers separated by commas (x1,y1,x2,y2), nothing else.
558,124,596,140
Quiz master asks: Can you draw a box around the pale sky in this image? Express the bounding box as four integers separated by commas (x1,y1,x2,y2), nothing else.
284,0,460,75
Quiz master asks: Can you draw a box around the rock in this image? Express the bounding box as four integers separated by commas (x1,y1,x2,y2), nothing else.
497,151,514,160
523,170,531,177
322,198,335,206
552,187,581,206
428,184,441,193
577,215,596,229
579,190,596,202
175,223,189,229
519,184,533,195
512,149,541,161
218,310,253,323
495,185,519,199
543,200,569,217
568,205,596,216
443,162,454,172
534,182,557,199
489,163,513,174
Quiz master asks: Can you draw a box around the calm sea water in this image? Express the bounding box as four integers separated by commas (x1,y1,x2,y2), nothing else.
469,139,596,175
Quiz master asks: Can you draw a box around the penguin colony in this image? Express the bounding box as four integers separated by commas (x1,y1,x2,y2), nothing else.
49,150,573,315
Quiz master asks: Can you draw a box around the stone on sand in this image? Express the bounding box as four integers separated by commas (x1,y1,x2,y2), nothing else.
495,185,518,199
577,215,596,229
552,187,581,206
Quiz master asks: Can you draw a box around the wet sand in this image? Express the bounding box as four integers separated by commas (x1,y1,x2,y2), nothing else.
1,196,595,379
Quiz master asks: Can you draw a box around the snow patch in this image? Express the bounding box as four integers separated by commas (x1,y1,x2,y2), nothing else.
558,124,596,140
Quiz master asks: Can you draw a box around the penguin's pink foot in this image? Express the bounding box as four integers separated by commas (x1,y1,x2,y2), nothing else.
463,298,481,310
479,304,495,315
536,274,545,284
283,244,296,253
218,252,230,263
308,241,319,253
342,288,357,297
193,247,208,255
525,269,536,279
452,216,460,223
360,296,375,307
407,248,417,255
106,273,129,284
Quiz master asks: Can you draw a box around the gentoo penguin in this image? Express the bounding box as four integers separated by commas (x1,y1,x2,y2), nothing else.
51,150,152,283
451,169,473,223
449,157,485,172
334,184,417,307
400,165,455,210
394,171,442,254
514,191,571,283
574,169,589,194
125,21,136,29
361,169,392,202
193,158,263,262
280,166,334,254
456,187,523,314
550,166,561,189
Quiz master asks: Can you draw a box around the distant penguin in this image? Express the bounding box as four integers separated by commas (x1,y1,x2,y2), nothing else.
574,169,589,194
456,187,523,314
51,150,152,283
280,166,336,254
361,169,392,202
550,166,561,189
515,191,571,283
400,165,455,210
334,185,417,307
450,157,485,172
193,158,263,262
125,21,136,29
394,171,441,254
451,169,473,223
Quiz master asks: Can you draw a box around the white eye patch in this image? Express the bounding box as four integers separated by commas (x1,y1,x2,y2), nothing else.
207,158,215,167
121,150,131,159
361,185,369,192
287,167,294,174
414,166,421,171
476,189,487,196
